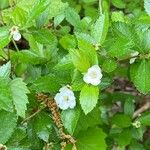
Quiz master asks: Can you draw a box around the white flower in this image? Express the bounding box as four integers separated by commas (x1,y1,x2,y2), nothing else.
13,32,21,41
132,120,141,128
0,144,7,150
83,65,102,86
129,51,139,64
54,85,76,110
10,26,21,41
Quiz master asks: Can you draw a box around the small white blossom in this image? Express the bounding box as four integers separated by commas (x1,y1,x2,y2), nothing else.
83,65,102,86
132,120,141,128
129,51,139,64
13,32,21,41
10,26,21,41
54,85,76,110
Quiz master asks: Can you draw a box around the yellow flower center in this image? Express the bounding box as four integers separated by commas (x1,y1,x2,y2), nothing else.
63,96,69,101
90,72,97,79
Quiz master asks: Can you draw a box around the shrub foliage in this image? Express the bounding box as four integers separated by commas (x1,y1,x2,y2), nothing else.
0,0,150,149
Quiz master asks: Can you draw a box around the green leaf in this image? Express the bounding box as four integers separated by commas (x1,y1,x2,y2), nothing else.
75,32,96,45
131,127,145,141
0,26,10,49
80,85,99,114
111,114,131,128
7,127,26,145
0,0,9,10
72,70,85,91
144,0,150,16
69,49,91,73
31,75,61,93
111,11,126,23
10,78,30,118
138,112,150,126
108,36,133,58
76,127,106,150
75,107,102,134
32,29,57,45
130,59,150,94
59,34,76,50
0,77,13,112
133,30,150,53
61,108,80,135
0,110,17,144
115,129,132,147
11,50,46,65
54,13,65,27
48,0,68,19
102,59,117,73
78,40,98,65
91,13,109,45
112,0,126,9
26,0,50,25
129,141,145,150
12,6,27,26
65,7,81,30
0,61,11,78
124,98,135,116
30,112,52,142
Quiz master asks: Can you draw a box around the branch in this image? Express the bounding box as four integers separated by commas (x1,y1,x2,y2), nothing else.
21,108,44,124
133,101,150,119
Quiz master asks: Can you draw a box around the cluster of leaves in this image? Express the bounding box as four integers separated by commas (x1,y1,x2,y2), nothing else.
0,0,150,149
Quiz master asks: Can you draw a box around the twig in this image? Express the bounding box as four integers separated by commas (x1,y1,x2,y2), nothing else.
133,101,150,119
12,39,19,52
21,108,44,124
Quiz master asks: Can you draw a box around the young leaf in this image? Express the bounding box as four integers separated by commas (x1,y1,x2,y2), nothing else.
10,78,30,118
78,40,98,65
12,6,27,26
76,127,106,150
80,85,99,114
69,49,91,73
0,110,17,144
59,34,76,50
61,108,80,135
0,61,11,78
91,13,109,45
